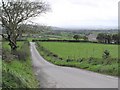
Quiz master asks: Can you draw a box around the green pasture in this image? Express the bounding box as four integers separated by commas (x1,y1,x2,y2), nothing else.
39,42,118,59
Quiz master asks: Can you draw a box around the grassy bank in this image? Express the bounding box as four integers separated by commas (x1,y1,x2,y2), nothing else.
2,41,39,88
36,42,119,76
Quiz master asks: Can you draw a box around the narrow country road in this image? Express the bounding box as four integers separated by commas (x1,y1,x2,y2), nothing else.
30,42,118,88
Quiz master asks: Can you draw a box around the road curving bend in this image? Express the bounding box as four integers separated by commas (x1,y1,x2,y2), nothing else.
30,42,118,88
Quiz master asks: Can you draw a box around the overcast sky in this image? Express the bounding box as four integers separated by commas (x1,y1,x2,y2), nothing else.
31,0,119,29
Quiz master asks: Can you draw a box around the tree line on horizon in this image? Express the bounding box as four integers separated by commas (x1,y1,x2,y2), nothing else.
96,33,120,44
72,33,120,44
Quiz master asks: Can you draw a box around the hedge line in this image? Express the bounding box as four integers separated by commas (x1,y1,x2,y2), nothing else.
32,39,119,45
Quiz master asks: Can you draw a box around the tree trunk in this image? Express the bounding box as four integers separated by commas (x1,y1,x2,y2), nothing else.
10,44,17,54
8,38,17,54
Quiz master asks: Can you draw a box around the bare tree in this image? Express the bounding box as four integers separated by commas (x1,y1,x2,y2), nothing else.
0,0,50,53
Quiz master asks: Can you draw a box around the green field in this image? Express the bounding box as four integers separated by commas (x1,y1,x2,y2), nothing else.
39,42,118,59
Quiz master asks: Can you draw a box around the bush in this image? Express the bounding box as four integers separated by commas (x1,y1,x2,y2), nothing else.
52,54,58,58
102,50,110,59
66,59,74,62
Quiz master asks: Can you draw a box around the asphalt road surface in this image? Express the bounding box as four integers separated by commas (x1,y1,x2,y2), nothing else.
30,42,118,88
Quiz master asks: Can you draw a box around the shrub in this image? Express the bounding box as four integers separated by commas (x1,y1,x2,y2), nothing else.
66,59,74,62
102,50,110,59
52,54,58,58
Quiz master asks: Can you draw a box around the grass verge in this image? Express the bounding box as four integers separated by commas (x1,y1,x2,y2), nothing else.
2,41,39,89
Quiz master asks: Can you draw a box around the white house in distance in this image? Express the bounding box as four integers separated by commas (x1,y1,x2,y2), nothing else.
87,34,97,41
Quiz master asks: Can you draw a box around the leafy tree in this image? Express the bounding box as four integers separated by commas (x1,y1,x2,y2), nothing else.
97,33,112,44
0,0,50,53
118,32,120,44
73,35,80,40
83,36,88,41
96,33,106,43
105,34,112,44
112,33,120,44
112,34,118,43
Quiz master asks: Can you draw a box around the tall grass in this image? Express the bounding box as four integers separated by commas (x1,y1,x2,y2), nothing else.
2,41,39,88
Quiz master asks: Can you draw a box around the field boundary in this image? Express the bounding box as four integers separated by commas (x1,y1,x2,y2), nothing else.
32,40,119,45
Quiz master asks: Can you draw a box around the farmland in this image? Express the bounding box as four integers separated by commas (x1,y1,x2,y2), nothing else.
39,42,118,59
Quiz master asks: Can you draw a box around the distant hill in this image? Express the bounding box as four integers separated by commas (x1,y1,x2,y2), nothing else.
50,26,66,30
65,25,117,30
50,26,118,31
0,24,118,35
